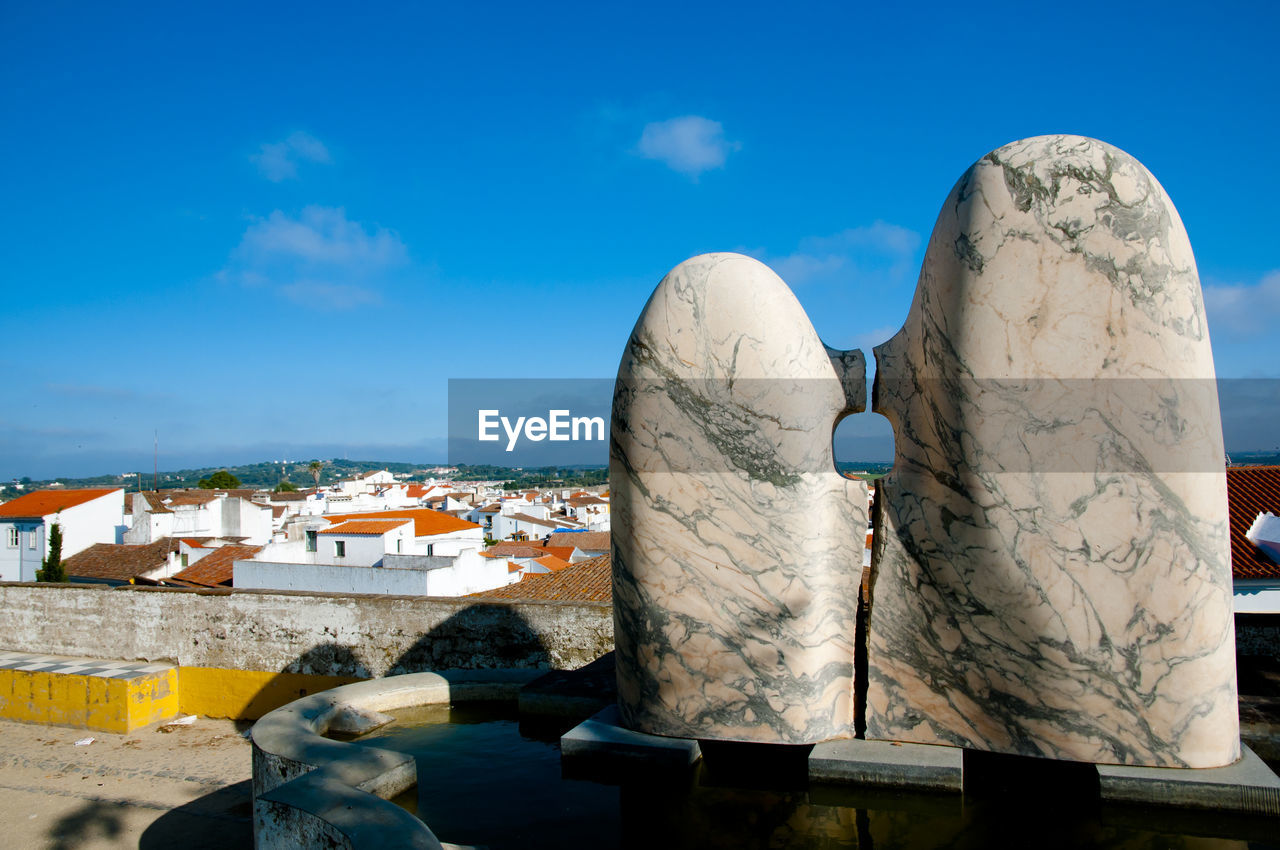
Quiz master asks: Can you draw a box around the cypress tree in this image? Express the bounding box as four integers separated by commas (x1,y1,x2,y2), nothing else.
38,522,65,582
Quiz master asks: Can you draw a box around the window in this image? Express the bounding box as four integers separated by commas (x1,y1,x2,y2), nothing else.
305,530,317,553
27,530,37,549
395,538,402,554
426,543,434,556
334,540,346,558
6,528,16,548
181,554,189,568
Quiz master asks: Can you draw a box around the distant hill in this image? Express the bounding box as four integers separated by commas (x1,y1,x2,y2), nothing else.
2,458,444,498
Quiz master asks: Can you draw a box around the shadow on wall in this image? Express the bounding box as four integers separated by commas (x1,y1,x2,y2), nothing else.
389,603,551,675
284,641,372,678
188,606,553,720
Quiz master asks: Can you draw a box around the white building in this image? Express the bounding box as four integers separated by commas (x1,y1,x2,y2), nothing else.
124,490,273,546
234,547,511,596
236,507,498,596
0,488,126,582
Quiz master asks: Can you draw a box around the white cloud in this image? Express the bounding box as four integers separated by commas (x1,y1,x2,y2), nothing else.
764,222,923,288
1204,271,1280,338
251,131,332,182
637,116,739,177
222,206,406,310
235,206,406,268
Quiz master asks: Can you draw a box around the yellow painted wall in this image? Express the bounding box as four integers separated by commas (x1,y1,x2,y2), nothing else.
0,668,177,733
0,664,361,729
178,667,362,719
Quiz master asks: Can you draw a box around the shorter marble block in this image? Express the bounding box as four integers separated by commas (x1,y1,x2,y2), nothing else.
560,704,702,772
612,253,867,745
808,738,963,793
1096,744,1280,815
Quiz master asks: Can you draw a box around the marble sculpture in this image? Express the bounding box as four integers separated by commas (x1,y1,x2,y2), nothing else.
611,253,869,744
610,135,1239,768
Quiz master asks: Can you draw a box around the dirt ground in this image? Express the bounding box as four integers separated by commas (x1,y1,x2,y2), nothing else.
0,716,253,849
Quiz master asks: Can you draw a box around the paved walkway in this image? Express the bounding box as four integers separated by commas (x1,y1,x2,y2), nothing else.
0,715,252,849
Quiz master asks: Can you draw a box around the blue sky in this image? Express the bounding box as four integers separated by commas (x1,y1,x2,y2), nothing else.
1,2,1277,479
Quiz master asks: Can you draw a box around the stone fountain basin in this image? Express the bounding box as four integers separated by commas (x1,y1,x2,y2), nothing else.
251,669,543,850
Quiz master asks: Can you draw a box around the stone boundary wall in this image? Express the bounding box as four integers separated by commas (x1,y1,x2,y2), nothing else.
0,582,613,677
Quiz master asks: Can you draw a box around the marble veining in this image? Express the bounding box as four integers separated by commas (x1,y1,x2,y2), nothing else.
611,253,868,744
864,136,1238,767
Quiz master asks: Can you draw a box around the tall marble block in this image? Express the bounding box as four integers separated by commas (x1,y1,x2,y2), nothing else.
865,135,1238,767
612,253,868,744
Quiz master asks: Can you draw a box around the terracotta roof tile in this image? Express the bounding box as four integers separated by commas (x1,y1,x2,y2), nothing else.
63,538,178,581
533,554,571,572
507,512,566,529
469,554,612,602
168,544,261,587
1228,466,1280,580
320,508,480,537
318,519,413,535
486,543,548,559
138,493,171,514
546,531,610,551
0,488,122,518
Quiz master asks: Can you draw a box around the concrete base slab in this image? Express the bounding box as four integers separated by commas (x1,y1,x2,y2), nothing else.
0,649,178,732
1096,743,1280,815
560,704,701,772
809,738,963,793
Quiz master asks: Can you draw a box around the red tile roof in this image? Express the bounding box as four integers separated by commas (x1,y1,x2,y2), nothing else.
63,538,178,581
320,508,480,537
168,544,261,587
533,555,571,572
318,519,412,536
485,543,548,559
135,492,172,514
0,488,122,518
546,531,610,551
1228,466,1280,580
507,512,567,529
470,554,612,602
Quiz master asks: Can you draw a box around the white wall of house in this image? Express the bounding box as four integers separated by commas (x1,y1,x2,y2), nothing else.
1,490,124,581
125,494,270,545
221,497,272,545
490,513,568,542
417,527,484,557
385,549,508,595
234,546,508,596
0,520,44,582
234,559,433,595
316,522,414,567
49,491,126,558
